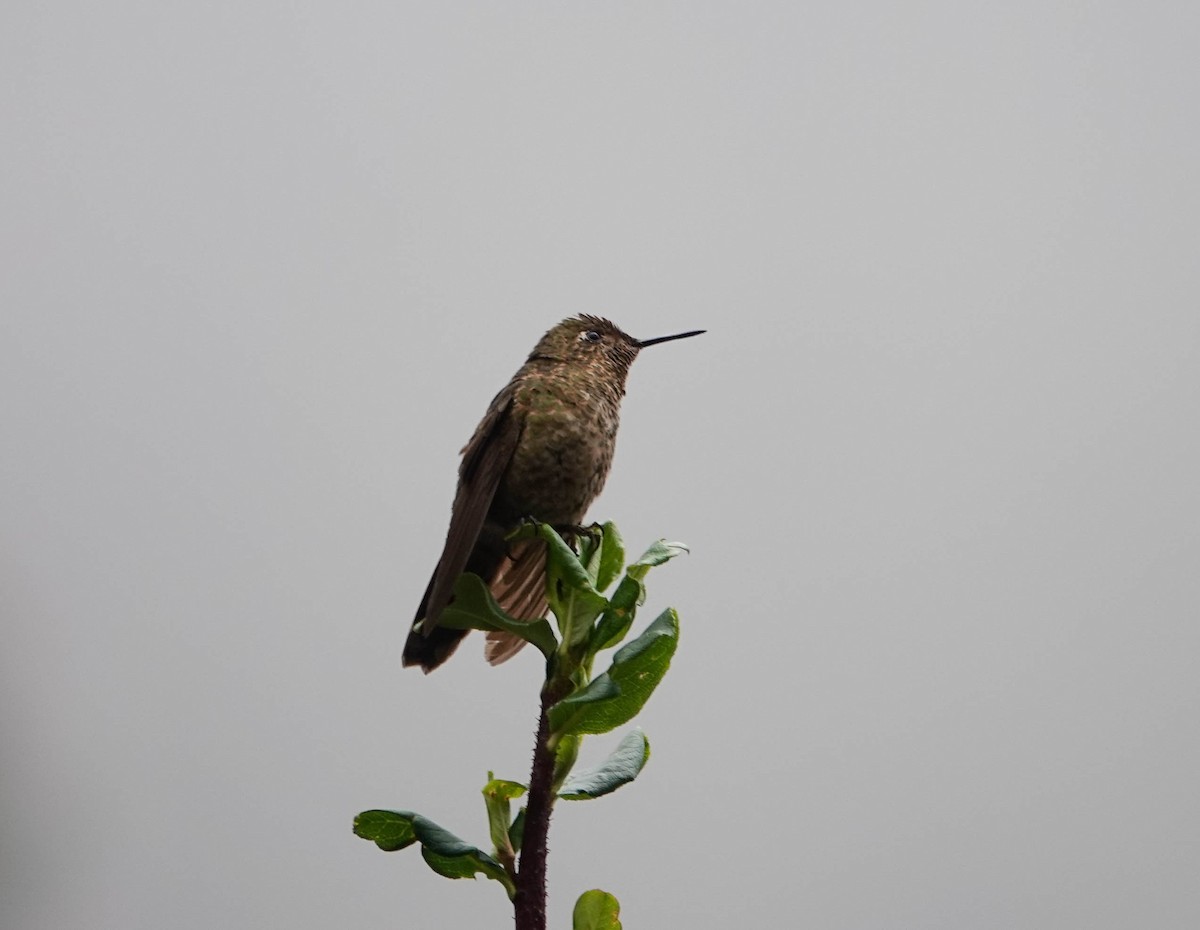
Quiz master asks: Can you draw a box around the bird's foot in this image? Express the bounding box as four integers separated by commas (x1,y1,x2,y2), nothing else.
503,519,602,548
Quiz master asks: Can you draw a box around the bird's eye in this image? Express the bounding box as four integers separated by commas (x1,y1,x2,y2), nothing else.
580,330,603,344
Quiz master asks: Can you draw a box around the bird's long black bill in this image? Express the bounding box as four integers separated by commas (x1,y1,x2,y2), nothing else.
637,329,706,348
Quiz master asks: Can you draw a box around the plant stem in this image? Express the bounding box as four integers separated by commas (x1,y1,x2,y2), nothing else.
513,679,568,930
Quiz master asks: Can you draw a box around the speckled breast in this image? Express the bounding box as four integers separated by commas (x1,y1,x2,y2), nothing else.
497,377,620,525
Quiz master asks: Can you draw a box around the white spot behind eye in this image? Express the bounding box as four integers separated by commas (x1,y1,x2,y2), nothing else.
579,330,602,343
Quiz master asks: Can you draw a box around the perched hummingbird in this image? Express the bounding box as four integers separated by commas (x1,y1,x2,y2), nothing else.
403,315,704,672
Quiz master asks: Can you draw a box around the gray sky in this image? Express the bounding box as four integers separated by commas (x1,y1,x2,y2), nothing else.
3,3,1198,928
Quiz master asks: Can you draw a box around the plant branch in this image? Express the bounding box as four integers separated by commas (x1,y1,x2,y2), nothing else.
513,678,569,930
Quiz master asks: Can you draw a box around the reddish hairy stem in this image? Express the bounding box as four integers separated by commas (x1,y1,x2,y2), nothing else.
512,681,568,930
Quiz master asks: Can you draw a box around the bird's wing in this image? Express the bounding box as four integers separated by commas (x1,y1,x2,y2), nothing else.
420,384,522,633
484,628,533,665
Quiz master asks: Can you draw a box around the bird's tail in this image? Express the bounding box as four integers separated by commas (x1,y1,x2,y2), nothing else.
402,622,469,673
402,568,469,672
403,535,548,672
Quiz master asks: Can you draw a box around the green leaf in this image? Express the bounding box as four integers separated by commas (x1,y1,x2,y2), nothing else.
549,609,679,737
551,732,582,794
353,809,416,852
593,522,626,593
482,777,527,802
578,524,605,585
559,729,650,800
507,806,526,853
482,775,527,859
353,810,515,897
626,539,688,580
538,524,607,648
437,573,558,659
590,539,686,653
539,523,594,596
573,889,623,930
590,575,642,652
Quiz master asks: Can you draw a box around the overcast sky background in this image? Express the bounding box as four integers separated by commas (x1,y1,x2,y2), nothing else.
3,3,1198,928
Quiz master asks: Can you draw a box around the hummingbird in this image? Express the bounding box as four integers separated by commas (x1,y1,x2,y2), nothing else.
403,315,705,673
